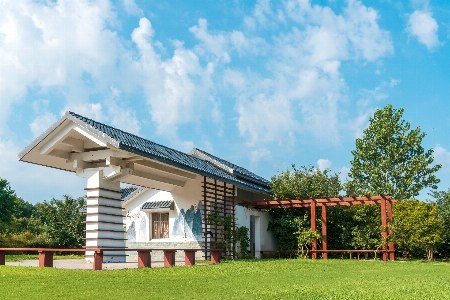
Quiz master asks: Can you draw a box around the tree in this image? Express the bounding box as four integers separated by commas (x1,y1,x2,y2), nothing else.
0,178,16,232
271,165,342,200
6,197,41,234
393,199,444,260
36,195,85,248
431,189,450,258
347,104,441,200
268,165,343,254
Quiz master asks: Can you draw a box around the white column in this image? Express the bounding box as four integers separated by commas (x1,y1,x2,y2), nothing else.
78,169,126,263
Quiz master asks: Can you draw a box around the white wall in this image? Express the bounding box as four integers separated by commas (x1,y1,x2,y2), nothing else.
235,206,278,258
123,175,205,243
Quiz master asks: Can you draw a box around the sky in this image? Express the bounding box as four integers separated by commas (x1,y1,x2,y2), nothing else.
1,0,449,204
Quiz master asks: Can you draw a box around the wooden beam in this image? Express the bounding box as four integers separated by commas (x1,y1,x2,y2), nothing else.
39,122,76,155
132,170,185,187
48,149,70,160
61,137,84,152
134,159,196,179
311,198,317,259
386,198,395,261
322,205,327,259
69,149,131,162
380,197,388,262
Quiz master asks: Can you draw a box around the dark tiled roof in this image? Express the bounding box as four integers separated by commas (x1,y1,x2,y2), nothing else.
67,111,272,194
121,185,146,202
141,200,174,210
79,205,87,214
190,148,270,188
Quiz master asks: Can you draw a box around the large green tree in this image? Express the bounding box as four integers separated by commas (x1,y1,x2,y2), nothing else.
0,178,16,232
268,165,345,253
431,189,450,258
347,104,441,200
36,195,85,248
393,199,444,260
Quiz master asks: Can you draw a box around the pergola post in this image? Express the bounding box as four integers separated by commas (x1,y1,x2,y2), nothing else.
380,197,388,262
311,199,317,259
386,199,395,261
321,205,328,259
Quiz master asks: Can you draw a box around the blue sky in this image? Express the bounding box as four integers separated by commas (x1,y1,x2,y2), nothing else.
1,0,449,204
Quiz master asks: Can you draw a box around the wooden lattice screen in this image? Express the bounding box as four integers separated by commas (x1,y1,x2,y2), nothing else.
202,176,236,259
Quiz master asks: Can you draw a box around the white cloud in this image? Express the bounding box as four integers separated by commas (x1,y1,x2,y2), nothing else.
122,0,143,17
339,166,351,183
434,144,450,173
250,148,272,164
407,10,441,50
228,0,393,146
29,111,57,139
236,93,298,146
0,137,85,203
317,159,332,171
0,0,123,136
131,17,220,139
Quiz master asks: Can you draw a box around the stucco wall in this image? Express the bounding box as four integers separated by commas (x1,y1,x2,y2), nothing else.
123,176,205,243
235,206,278,257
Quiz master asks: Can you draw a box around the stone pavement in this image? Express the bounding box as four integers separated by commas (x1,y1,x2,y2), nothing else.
5,259,187,270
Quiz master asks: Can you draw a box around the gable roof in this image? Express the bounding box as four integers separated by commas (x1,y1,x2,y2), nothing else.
141,200,174,210
189,148,270,188
19,111,272,195
121,185,146,203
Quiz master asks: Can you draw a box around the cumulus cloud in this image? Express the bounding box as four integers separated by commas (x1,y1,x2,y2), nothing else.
407,10,441,50
132,17,215,138
434,144,450,173
317,159,332,171
225,0,393,148
236,93,298,146
122,0,143,17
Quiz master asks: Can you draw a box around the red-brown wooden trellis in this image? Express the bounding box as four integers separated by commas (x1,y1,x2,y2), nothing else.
241,195,397,261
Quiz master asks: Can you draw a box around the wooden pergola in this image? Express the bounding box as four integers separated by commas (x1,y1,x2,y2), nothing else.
241,195,397,261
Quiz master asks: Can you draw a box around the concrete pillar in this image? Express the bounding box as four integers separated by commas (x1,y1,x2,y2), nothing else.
78,169,126,263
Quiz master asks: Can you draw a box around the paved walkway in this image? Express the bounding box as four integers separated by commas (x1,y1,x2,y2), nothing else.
5,259,187,270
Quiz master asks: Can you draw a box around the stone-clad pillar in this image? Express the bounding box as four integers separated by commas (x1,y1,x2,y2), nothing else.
79,169,126,263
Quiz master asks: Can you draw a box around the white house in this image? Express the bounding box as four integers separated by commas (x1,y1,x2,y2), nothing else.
18,111,277,262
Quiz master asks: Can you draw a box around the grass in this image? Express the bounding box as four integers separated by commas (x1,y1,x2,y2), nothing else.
1,259,450,299
5,254,84,262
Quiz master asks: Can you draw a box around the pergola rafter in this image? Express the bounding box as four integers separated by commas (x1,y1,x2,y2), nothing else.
241,195,397,261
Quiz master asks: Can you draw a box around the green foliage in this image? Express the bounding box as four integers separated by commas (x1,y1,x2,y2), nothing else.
0,231,51,248
234,226,250,258
432,189,450,258
294,227,320,257
37,195,85,248
207,206,237,258
207,207,251,259
6,197,42,234
348,206,382,250
393,199,444,260
347,104,441,200
0,177,16,231
2,260,450,299
268,166,342,254
271,165,342,199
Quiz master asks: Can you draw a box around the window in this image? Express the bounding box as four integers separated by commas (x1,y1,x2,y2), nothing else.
152,213,169,239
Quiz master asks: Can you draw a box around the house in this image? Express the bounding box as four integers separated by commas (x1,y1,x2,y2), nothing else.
18,111,277,262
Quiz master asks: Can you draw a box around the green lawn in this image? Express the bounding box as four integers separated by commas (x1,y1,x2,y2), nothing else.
1,259,450,299
4,254,85,262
